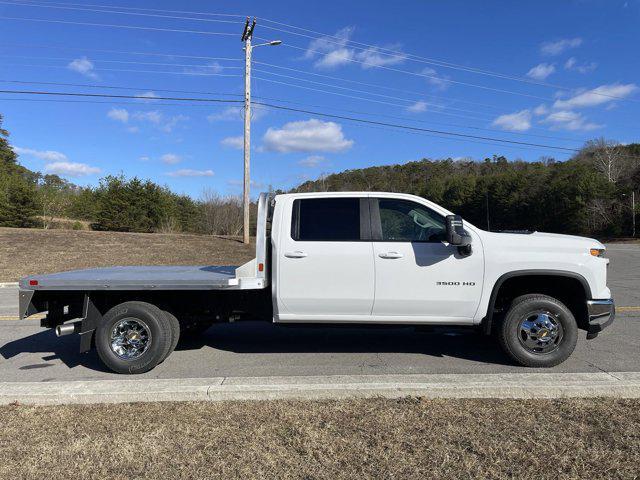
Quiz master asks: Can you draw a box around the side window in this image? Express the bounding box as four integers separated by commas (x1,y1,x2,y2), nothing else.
378,199,446,242
291,198,361,241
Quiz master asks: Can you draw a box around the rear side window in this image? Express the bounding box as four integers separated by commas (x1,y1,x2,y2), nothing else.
291,198,360,241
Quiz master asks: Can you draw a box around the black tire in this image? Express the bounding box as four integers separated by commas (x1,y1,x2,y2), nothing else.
498,294,578,368
161,310,180,362
96,301,172,374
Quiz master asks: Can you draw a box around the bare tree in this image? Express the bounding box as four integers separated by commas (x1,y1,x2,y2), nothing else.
584,138,626,183
200,189,243,236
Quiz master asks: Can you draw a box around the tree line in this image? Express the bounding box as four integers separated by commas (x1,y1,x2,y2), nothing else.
1,113,639,237
0,114,245,235
294,139,640,238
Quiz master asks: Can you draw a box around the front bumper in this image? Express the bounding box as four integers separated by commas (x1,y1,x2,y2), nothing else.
586,298,615,338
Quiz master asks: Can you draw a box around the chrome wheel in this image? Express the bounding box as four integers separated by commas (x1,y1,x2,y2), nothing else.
110,318,152,360
517,311,563,354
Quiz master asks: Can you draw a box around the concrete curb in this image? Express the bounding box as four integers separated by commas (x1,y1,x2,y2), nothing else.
0,282,18,288
1,372,639,405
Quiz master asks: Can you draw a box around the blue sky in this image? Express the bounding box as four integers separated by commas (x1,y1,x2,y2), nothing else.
1,0,639,198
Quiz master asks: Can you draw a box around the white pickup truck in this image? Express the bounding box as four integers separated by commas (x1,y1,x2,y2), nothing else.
19,191,615,374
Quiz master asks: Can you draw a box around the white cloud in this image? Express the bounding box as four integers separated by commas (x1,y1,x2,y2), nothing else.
67,56,99,80
220,136,244,150
553,83,638,109
491,109,532,132
407,101,428,113
316,48,354,69
263,119,353,153
44,161,101,177
540,37,582,56
183,61,224,75
12,146,67,162
160,153,182,165
564,57,597,74
298,155,326,167
356,44,406,68
526,63,555,80
542,110,602,131
107,108,129,123
131,110,188,133
166,169,214,177
533,104,549,116
139,156,150,162
304,27,406,70
421,67,449,90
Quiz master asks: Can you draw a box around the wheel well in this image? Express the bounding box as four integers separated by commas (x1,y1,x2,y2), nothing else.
486,274,589,333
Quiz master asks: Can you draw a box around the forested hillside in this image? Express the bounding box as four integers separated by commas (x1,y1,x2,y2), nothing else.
295,143,640,237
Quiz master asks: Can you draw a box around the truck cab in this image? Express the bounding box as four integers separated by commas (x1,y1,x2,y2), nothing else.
19,191,615,374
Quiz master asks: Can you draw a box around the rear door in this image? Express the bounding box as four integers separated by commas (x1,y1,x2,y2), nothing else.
371,197,484,321
277,196,374,319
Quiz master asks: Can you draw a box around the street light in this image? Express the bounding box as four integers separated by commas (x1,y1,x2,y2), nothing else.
622,191,636,238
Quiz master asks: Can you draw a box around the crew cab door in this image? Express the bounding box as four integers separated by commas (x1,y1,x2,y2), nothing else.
370,197,483,321
276,196,374,320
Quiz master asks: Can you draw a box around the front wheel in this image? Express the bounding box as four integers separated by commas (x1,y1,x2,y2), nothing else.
96,301,172,374
498,294,578,368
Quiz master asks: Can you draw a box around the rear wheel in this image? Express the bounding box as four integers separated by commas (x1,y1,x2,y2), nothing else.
499,294,578,368
161,310,180,362
96,301,172,374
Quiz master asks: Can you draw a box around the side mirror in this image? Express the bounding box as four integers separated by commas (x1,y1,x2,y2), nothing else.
445,215,472,251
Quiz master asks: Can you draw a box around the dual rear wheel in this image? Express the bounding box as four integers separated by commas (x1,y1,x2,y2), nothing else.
95,301,180,374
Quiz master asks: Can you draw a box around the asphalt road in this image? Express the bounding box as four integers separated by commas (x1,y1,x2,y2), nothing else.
0,244,637,382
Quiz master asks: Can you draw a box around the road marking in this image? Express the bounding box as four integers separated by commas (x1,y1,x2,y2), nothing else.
618,306,640,312
0,314,45,321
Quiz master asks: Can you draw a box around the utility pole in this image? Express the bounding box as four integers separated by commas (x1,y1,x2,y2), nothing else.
240,18,281,244
633,190,636,238
241,17,255,245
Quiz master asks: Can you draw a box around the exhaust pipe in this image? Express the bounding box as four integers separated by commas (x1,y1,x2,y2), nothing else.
55,321,82,337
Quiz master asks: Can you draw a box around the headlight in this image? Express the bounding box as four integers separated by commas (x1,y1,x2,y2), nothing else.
590,248,606,257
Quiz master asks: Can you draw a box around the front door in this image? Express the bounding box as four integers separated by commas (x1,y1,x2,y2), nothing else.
370,197,484,321
277,196,374,320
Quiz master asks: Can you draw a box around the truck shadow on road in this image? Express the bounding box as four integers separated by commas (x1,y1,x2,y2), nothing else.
0,322,514,372
178,322,515,366
0,329,109,372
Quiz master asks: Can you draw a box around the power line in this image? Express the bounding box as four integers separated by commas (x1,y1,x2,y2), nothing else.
254,38,557,103
0,79,584,143
2,63,243,77
0,79,244,97
0,42,243,62
0,87,587,153
5,0,246,18
0,88,243,103
0,54,244,69
253,60,500,111
0,16,239,36
6,0,636,104
0,0,244,24
257,18,638,104
253,76,493,123
254,101,579,153
252,68,496,118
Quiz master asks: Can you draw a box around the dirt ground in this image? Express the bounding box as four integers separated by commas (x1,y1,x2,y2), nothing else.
0,227,255,281
0,398,638,479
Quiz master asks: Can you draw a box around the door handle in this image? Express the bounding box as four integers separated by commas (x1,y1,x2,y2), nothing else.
379,251,404,259
284,251,308,258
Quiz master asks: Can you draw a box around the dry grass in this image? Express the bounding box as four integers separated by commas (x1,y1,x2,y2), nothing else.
0,398,639,479
0,227,255,281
